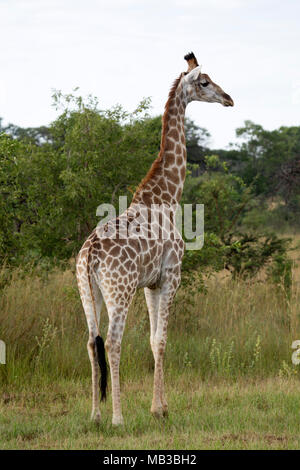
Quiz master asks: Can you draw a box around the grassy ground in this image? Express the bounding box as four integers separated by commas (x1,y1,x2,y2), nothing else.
1,376,300,449
0,236,300,449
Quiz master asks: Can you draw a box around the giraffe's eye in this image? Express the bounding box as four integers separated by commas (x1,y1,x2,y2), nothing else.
201,81,209,87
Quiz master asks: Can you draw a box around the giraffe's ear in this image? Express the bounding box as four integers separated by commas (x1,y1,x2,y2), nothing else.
186,65,202,83
184,52,199,72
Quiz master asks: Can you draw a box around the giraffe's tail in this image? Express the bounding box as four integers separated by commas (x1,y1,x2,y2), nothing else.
95,335,107,402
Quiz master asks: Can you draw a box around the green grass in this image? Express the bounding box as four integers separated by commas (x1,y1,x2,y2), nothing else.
0,255,300,449
1,376,300,449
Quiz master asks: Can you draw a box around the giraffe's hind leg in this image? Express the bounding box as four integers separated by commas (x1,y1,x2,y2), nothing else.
88,278,104,423
78,274,103,423
105,302,130,426
101,279,137,426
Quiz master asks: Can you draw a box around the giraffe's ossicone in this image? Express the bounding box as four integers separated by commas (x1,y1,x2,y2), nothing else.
76,52,234,426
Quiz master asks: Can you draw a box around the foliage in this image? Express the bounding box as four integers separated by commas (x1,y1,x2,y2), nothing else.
184,117,210,168
0,93,297,293
181,155,292,290
223,120,300,210
0,92,161,262
0,90,215,265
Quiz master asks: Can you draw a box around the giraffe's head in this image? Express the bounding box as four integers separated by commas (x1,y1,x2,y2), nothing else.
182,52,234,107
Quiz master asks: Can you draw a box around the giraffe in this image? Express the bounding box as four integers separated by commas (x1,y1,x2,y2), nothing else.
76,52,234,426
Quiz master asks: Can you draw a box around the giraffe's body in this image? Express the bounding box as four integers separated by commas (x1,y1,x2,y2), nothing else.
76,53,233,425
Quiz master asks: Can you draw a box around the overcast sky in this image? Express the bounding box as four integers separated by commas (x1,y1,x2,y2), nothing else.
0,0,299,148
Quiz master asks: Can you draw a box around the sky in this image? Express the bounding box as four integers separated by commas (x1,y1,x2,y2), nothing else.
0,0,299,149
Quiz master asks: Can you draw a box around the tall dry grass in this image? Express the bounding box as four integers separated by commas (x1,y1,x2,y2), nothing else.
1,246,300,391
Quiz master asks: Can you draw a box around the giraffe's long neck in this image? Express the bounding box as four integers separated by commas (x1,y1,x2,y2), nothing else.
132,78,187,207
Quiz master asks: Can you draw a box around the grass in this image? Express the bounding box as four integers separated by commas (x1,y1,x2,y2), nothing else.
0,236,300,449
1,376,300,449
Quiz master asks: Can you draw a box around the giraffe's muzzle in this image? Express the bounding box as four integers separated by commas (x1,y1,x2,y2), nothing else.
222,93,234,107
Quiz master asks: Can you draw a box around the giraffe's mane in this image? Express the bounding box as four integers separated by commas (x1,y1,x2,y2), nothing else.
132,73,183,202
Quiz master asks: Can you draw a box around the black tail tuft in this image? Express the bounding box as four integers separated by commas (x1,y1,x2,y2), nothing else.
95,335,108,402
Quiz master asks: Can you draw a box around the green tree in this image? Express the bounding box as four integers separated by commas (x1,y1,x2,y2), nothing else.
0,93,166,262
181,155,291,289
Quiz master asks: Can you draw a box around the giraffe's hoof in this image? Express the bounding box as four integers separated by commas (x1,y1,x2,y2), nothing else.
151,407,164,419
112,415,124,426
91,410,101,423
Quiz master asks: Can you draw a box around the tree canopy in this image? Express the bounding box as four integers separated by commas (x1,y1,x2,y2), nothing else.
0,92,298,290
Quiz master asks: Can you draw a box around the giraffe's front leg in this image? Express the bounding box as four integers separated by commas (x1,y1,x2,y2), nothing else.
145,287,166,415
106,338,123,426
159,367,168,417
105,305,129,426
151,313,168,418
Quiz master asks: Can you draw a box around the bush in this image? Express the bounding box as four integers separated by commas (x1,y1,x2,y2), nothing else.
181,156,292,292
